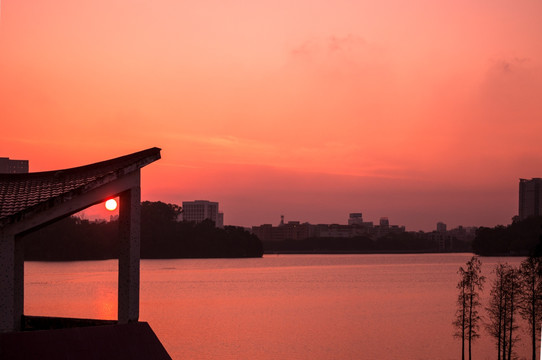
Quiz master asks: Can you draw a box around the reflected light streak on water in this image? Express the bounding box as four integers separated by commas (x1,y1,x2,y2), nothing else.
25,254,529,360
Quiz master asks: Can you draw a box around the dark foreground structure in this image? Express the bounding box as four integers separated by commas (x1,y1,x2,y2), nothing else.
0,321,170,360
0,148,171,359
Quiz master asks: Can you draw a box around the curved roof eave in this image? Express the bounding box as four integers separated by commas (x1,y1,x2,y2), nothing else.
0,147,161,229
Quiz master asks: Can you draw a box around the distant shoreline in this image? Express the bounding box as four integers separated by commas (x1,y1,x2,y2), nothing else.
24,251,529,262
263,250,528,257
264,249,441,255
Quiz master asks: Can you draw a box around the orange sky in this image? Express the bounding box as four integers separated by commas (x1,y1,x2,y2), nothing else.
1,0,541,231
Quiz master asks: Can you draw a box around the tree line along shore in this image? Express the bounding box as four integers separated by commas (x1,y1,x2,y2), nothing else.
262,216,542,256
20,201,542,260
22,201,263,261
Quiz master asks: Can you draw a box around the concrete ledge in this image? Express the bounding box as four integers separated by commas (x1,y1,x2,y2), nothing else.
0,321,171,360
22,315,118,331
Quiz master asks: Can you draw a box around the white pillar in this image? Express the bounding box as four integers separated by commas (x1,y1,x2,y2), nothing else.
118,172,141,324
0,231,24,332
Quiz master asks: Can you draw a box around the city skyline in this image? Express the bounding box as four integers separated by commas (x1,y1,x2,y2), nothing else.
1,0,542,232
0,153,542,232
1,153,537,232
65,182,526,233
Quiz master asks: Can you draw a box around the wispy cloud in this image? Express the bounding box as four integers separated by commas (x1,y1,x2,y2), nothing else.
156,131,414,180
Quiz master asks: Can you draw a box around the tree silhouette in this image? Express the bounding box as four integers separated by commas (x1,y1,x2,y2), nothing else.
472,216,542,256
454,256,485,360
22,201,263,260
486,263,521,360
504,267,520,360
518,256,542,360
486,264,507,360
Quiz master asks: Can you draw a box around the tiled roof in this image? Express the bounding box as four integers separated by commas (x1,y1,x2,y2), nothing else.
0,148,161,226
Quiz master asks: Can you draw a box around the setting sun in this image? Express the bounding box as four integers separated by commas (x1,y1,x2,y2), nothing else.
2,0,541,231
105,199,118,211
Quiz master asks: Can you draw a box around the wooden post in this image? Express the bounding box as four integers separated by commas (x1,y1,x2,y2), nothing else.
118,170,141,324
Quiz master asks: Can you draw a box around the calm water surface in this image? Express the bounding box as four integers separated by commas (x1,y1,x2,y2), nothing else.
25,254,531,359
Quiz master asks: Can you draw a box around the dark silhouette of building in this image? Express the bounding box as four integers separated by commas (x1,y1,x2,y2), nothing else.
348,213,363,225
437,222,447,233
519,178,542,220
181,200,224,228
0,157,28,173
0,148,161,331
0,148,170,358
252,217,315,242
252,214,404,242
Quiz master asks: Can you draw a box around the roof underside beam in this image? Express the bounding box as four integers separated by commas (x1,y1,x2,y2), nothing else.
4,170,141,237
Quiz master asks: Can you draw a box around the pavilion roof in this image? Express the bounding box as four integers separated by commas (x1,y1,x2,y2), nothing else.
0,148,161,227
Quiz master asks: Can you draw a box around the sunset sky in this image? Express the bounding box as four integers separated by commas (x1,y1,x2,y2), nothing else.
1,0,541,231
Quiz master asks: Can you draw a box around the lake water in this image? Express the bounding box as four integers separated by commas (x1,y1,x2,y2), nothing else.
24,254,532,359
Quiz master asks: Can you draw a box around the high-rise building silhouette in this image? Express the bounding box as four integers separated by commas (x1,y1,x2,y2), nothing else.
518,178,542,220
437,222,447,233
348,213,363,225
0,157,28,173
182,200,224,228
